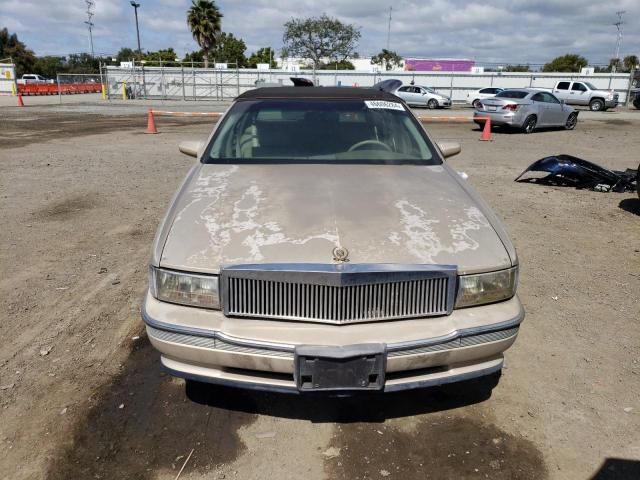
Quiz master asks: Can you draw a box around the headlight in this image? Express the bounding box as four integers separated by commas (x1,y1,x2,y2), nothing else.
455,266,518,308
150,267,220,309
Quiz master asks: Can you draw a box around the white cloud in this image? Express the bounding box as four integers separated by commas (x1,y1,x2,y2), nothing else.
0,0,638,64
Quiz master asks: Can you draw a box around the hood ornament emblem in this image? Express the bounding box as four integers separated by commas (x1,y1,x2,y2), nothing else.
332,246,349,263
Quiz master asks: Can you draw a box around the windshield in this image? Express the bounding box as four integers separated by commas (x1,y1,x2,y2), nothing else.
204,99,438,165
496,90,529,99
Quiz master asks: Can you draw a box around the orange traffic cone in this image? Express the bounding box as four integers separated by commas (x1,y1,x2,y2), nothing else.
146,109,158,134
17,93,24,107
479,116,492,141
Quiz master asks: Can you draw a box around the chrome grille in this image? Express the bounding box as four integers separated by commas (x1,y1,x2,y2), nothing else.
221,264,456,324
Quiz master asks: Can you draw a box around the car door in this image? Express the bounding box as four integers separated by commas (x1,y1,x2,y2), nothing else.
569,82,589,106
395,86,414,105
554,81,571,101
540,92,565,125
530,93,550,125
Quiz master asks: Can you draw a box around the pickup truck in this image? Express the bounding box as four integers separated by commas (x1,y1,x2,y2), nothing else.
551,81,618,111
17,74,54,84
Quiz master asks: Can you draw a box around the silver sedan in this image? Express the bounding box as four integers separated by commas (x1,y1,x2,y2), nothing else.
393,85,451,109
474,88,578,134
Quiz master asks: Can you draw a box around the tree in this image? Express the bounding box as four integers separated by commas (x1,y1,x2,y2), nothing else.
187,0,223,68
0,28,36,76
248,47,277,68
64,53,100,74
116,47,139,63
623,55,639,72
505,64,530,72
317,60,355,70
183,50,204,64
608,57,622,72
370,49,403,71
144,48,179,65
542,54,588,73
282,14,361,69
210,32,247,66
33,56,65,77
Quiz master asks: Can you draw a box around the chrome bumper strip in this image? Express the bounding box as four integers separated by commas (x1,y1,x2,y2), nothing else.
142,297,524,357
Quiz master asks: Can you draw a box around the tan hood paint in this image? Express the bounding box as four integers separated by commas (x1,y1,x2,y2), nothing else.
158,163,512,275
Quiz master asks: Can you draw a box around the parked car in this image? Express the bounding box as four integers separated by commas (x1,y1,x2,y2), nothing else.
474,89,578,134
466,87,504,108
143,86,523,394
551,81,618,111
392,85,451,109
17,74,54,84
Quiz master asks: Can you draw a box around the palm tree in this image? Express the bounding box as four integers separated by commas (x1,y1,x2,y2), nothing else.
187,0,223,68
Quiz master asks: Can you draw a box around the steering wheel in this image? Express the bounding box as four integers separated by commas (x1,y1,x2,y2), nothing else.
347,140,392,152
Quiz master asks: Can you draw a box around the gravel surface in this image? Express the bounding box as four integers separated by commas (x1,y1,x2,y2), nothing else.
0,106,638,480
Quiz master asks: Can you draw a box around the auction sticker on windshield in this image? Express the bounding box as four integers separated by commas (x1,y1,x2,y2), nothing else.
364,100,405,111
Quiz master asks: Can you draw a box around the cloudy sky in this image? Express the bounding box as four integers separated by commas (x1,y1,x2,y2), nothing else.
1,0,638,65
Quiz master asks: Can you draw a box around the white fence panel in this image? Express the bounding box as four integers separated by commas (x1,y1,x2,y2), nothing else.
104,66,633,103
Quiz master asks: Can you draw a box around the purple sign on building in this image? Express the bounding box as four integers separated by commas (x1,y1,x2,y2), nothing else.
405,58,475,72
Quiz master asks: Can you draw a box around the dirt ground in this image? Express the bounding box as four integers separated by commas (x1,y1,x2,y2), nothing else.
0,105,638,480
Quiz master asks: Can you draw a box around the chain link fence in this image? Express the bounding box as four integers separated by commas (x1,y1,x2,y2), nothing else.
103,64,635,103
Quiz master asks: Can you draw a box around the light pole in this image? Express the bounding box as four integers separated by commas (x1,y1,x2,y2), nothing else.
130,1,142,58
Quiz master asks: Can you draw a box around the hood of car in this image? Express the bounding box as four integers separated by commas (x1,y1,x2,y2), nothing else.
158,163,513,275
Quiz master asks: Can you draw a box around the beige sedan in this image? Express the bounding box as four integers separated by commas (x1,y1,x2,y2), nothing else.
143,86,522,393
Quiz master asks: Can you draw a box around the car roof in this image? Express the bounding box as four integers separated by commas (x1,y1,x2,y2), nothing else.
237,87,403,102
501,88,546,93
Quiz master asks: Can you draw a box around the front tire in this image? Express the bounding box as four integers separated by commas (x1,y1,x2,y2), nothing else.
427,99,438,109
633,97,640,110
589,98,605,111
523,115,537,134
564,112,578,130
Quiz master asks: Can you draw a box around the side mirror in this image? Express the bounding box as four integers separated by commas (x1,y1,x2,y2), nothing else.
560,99,565,104
437,142,461,159
178,141,204,158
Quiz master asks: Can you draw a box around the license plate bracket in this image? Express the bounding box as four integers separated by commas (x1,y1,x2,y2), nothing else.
295,344,386,392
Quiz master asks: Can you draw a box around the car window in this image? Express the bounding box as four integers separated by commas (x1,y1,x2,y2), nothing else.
556,82,570,90
495,90,529,99
583,82,597,90
533,92,561,104
571,83,587,92
398,87,411,92
205,99,438,165
479,88,490,94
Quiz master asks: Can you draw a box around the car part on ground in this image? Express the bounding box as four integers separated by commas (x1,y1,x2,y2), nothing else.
515,155,638,193
290,77,314,87
372,79,402,93
631,88,640,110
474,89,578,134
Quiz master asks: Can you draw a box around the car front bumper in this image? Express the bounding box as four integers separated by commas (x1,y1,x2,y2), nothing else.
142,291,524,393
604,98,619,108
